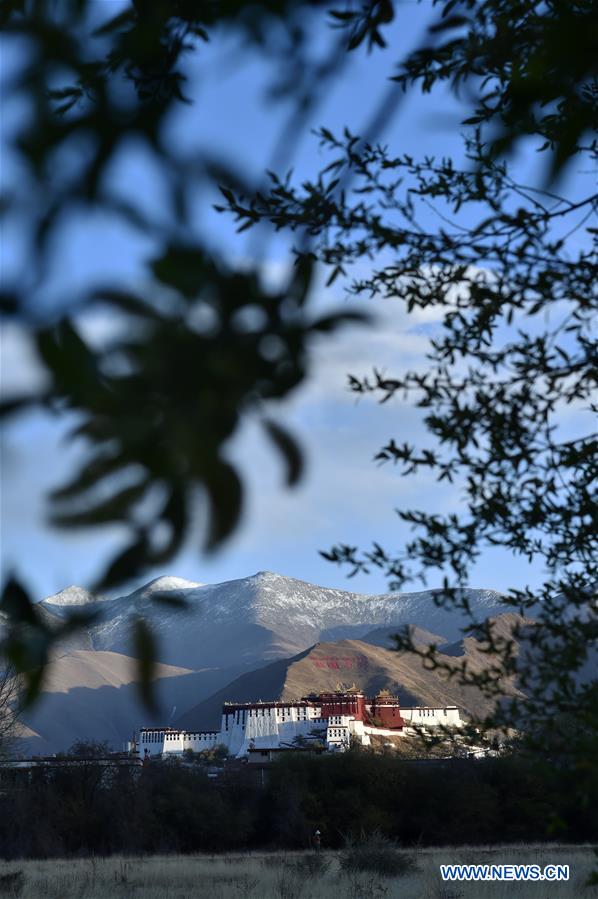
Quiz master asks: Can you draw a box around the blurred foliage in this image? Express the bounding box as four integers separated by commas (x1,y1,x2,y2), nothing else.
212,3,598,780
227,122,597,765
27,253,362,591
395,0,598,179
1,0,378,700
0,576,98,705
0,0,596,720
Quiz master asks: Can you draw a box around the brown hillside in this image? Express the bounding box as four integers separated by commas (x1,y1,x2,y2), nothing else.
18,652,248,755
176,614,528,730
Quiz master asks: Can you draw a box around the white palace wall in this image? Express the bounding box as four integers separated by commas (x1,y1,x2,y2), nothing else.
139,705,329,758
222,705,327,756
138,701,463,758
139,729,219,756
401,707,462,727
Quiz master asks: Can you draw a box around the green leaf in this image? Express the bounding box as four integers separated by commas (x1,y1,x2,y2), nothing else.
325,265,344,287
0,576,37,626
288,254,315,307
49,479,149,528
148,487,188,565
312,310,371,332
151,245,207,300
218,185,235,204
262,418,303,486
20,666,46,710
0,290,19,314
0,395,43,418
93,287,164,320
133,617,157,712
93,534,150,592
36,319,97,391
204,460,243,551
92,8,136,37
0,576,54,707
49,452,124,501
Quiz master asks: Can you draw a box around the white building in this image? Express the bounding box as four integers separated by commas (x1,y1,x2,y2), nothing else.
136,692,462,759
139,701,329,759
138,728,220,756
400,706,462,728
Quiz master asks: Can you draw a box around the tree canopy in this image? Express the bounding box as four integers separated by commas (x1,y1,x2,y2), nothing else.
222,127,596,734
213,3,597,770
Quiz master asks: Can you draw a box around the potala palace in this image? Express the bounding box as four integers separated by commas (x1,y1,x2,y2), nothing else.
136,689,463,759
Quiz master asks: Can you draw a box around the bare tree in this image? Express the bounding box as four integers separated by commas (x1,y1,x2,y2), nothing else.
0,666,21,757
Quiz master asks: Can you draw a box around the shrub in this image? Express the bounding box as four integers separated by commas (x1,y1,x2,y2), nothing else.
339,832,416,878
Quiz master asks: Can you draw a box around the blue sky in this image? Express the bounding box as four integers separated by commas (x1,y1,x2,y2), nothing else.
0,4,589,600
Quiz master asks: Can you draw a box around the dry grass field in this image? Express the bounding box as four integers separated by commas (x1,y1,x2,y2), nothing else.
0,846,596,899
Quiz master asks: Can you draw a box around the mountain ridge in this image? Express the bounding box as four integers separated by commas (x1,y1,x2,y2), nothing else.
37,570,509,669
175,622,527,732
14,571,513,753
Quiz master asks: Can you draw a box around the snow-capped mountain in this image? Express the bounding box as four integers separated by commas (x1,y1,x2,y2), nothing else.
42,585,97,608
38,571,508,671
14,571,511,753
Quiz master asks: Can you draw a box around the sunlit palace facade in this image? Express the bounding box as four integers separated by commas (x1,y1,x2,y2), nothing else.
136,689,462,758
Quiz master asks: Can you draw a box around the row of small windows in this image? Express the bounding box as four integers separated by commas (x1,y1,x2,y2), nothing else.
397,709,449,720
224,706,316,720
141,731,217,742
